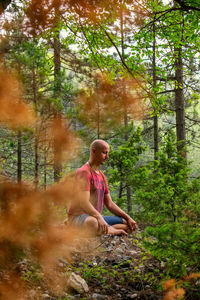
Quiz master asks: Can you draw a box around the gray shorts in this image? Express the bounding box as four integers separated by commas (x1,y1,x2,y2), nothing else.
68,214,123,226
68,214,90,226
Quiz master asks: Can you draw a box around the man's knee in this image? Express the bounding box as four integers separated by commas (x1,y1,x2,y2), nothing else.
84,216,99,230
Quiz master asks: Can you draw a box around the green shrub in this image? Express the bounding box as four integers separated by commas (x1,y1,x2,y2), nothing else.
134,131,200,276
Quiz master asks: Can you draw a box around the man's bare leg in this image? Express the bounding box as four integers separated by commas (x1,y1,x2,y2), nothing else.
112,223,130,233
107,225,128,236
84,216,127,236
112,219,131,234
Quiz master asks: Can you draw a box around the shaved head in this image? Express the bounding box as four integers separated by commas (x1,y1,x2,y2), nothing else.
90,139,109,152
89,139,110,167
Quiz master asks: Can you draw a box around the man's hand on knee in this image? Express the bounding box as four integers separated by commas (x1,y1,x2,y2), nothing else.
96,215,109,234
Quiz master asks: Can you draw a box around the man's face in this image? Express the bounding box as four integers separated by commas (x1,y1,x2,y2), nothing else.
94,144,110,165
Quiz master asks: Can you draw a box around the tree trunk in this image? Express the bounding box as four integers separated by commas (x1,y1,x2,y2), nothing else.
53,6,62,182
119,181,123,198
127,185,132,213
44,147,47,190
17,130,22,183
120,3,132,213
34,136,39,188
173,3,186,156
53,114,62,182
153,20,159,159
32,67,39,188
174,45,186,156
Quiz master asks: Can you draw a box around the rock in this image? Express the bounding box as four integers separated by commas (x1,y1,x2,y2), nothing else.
145,285,150,289
135,268,141,273
161,261,165,267
119,237,125,243
105,247,113,253
103,258,118,266
115,247,124,254
67,272,89,294
196,279,200,285
111,240,117,246
29,290,37,299
41,294,51,299
117,255,131,260
59,258,70,266
91,293,106,299
114,284,120,290
65,294,81,300
129,250,137,256
130,294,138,299
58,262,64,268
73,295,81,300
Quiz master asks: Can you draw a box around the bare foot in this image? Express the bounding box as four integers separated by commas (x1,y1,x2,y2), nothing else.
108,226,128,236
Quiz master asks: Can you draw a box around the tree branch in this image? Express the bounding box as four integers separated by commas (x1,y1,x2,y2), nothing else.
174,0,200,12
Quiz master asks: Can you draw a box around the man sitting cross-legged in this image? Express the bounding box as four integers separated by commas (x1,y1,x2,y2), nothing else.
67,139,138,236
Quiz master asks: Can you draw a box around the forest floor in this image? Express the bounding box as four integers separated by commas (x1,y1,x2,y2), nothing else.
14,228,170,300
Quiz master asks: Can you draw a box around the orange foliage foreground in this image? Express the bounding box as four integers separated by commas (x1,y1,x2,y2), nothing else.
0,69,35,129
77,73,145,134
44,115,79,164
0,273,29,300
25,0,152,36
163,274,200,300
25,0,126,35
0,179,91,299
0,4,147,295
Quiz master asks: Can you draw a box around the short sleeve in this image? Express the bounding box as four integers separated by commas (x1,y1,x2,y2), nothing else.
76,169,91,191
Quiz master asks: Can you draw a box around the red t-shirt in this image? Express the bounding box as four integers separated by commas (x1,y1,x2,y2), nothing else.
68,163,109,216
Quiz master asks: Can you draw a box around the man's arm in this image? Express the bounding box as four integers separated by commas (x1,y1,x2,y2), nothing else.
79,190,109,234
104,193,138,232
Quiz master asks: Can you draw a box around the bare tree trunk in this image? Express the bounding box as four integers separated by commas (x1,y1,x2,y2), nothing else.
127,185,132,213
120,3,132,214
174,45,186,156
34,136,39,188
173,4,186,156
44,148,47,190
17,130,22,183
119,181,123,199
153,20,159,159
53,3,62,182
119,163,123,199
32,67,39,188
53,115,62,182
